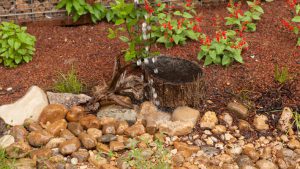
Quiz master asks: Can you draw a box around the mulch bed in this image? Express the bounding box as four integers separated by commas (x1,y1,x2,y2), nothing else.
0,1,299,114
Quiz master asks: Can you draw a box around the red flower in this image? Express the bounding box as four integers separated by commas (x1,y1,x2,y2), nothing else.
157,3,161,7
162,23,167,28
177,20,182,29
167,22,172,30
216,32,221,42
196,17,202,22
145,2,154,14
234,2,239,7
222,31,227,39
170,37,174,42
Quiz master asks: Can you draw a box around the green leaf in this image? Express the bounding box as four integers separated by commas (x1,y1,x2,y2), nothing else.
108,28,116,39
198,50,206,60
23,55,31,63
204,56,213,66
254,6,264,14
66,2,72,15
293,27,299,34
115,19,125,25
14,40,21,50
119,36,129,43
209,50,217,60
56,0,67,9
222,54,231,66
234,53,244,63
297,38,300,46
157,36,167,43
296,4,300,14
14,55,22,64
8,38,14,48
252,13,261,20
172,35,180,44
173,11,182,16
182,12,193,19
292,16,300,23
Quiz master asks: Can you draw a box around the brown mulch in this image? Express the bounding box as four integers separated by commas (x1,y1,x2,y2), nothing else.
0,1,299,114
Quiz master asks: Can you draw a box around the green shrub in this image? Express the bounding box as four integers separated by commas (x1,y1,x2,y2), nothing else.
0,22,36,68
198,30,248,66
53,67,84,94
56,0,106,23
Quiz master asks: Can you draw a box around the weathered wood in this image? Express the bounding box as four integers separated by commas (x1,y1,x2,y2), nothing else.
144,56,205,108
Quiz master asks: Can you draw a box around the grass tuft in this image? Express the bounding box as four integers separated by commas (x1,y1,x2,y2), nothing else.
53,66,85,94
0,148,14,169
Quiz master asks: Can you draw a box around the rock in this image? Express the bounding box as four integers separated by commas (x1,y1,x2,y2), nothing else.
60,129,76,140
256,159,278,169
79,114,100,129
172,106,200,126
6,141,32,158
201,146,220,156
68,122,84,136
102,124,116,135
45,137,66,149
243,144,259,161
138,101,171,132
172,153,185,167
9,125,28,141
99,134,117,143
116,121,129,135
253,115,269,131
14,158,36,169
46,119,68,136
30,148,52,159
261,146,272,159
236,155,255,168
28,130,53,147
278,107,293,132
287,139,300,149
72,149,90,163
225,144,242,156
99,117,117,126
71,157,78,165
158,120,194,136
66,106,87,122
59,137,81,155
97,142,110,153
0,117,8,137
124,123,145,137
212,125,226,134
39,104,68,125
97,105,137,125
238,120,252,131
200,111,218,129
219,112,233,127
87,128,102,140
47,92,91,109
79,133,97,149
88,151,107,168
0,86,48,125
110,141,125,151
24,120,43,132
36,158,56,169
0,135,14,148
174,142,200,158
227,102,249,119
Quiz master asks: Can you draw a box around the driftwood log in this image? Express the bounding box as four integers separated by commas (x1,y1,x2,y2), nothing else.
143,56,205,108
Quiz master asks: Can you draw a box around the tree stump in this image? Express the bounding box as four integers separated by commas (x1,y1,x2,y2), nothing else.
143,56,205,109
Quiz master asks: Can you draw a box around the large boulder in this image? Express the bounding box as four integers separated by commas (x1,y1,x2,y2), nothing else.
0,86,48,125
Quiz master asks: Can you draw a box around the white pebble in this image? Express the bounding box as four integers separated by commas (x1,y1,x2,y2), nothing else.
137,59,142,66
144,58,149,64
71,158,78,165
6,87,12,92
154,68,158,74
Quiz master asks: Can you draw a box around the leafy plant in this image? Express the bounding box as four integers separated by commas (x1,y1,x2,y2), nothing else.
0,148,14,169
292,111,300,133
0,22,36,68
151,0,202,48
198,30,248,66
281,0,300,46
225,0,264,32
56,0,106,23
106,0,139,24
123,139,171,169
53,67,85,94
274,65,290,84
108,0,158,62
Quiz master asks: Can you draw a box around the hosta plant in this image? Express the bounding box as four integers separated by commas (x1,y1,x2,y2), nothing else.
56,0,106,23
106,0,139,24
0,22,36,68
198,30,248,66
281,0,300,46
151,0,202,48
225,0,264,32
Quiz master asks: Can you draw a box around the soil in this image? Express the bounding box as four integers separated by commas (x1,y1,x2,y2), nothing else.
0,0,299,116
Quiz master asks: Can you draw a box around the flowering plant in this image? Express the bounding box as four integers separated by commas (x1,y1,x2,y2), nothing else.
108,0,158,62
197,30,248,66
150,0,202,48
281,0,300,46
225,0,264,32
